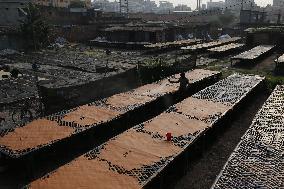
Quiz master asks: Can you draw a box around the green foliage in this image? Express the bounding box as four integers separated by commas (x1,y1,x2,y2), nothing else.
209,19,221,28
138,57,191,84
70,0,86,8
218,10,235,26
20,3,50,50
266,75,284,91
144,58,162,68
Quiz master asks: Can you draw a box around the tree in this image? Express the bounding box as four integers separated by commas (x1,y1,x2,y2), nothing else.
20,3,50,50
69,0,86,8
209,19,222,28
218,10,235,27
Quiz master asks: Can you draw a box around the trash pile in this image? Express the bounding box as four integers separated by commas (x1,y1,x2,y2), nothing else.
0,49,20,57
48,37,68,49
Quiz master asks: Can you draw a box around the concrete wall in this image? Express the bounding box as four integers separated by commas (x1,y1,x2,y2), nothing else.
0,34,24,50
34,0,92,8
40,7,135,25
0,1,28,26
40,7,90,25
247,32,284,47
51,24,101,42
40,68,141,113
106,30,168,43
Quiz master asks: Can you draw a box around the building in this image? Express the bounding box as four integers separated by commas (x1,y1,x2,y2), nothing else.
174,4,191,11
129,0,158,13
93,0,120,12
33,0,92,8
0,0,30,26
246,26,284,47
157,1,174,14
102,23,178,43
265,4,283,24
143,0,158,13
207,0,224,10
240,9,267,24
128,0,144,13
273,0,284,7
93,0,157,13
225,0,257,11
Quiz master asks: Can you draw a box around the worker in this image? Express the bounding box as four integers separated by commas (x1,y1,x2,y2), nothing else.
10,68,22,78
168,72,189,92
192,52,198,68
0,112,5,126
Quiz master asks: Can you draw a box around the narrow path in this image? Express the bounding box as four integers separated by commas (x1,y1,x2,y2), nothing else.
174,91,269,189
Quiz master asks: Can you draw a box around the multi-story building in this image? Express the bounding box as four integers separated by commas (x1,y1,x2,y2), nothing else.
93,0,157,13
174,4,191,11
128,0,144,13
207,0,225,10
273,0,284,7
265,4,284,24
157,1,174,13
225,0,257,10
33,0,92,8
143,0,158,13
93,0,120,12
129,0,158,13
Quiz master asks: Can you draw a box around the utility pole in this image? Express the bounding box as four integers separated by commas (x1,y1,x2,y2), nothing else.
277,9,281,24
261,8,265,23
196,0,199,10
196,0,201,11
249,2,253,23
